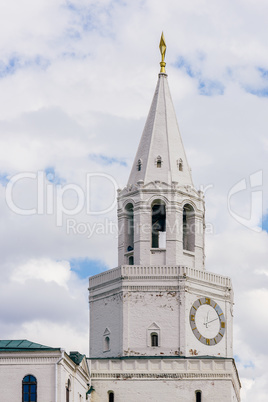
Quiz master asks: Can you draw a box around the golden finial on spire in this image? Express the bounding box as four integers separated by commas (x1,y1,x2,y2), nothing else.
159,32,167,74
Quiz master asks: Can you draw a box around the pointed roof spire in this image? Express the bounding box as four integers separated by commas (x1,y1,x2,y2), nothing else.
127,34,193,188
159,32,167,74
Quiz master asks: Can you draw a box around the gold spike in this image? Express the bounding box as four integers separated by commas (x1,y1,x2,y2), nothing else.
159,32,166,73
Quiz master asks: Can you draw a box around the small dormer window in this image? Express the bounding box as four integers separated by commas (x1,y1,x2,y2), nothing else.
156,156,162,168
147,322,160,347
137,159,142,171
177,158,183,171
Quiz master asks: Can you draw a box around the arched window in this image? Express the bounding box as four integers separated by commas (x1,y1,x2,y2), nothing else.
129,256,134,265
178,158,183,171
151,333,158,347
104,336,110,351
125,203,134,252
66,379,71,402
183,204,195,252
196,390,202,402
137,159,142,171
152,202,166,249
22,375,37,402
108,391,114,402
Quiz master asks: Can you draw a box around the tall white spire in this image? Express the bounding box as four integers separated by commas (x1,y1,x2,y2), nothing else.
127,73,193,188
118,34,204,269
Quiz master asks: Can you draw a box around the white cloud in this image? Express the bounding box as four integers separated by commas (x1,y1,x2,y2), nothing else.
11,258,71,288
11,320,89,355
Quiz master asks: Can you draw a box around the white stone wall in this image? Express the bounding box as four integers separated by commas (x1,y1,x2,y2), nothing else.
89,290,123,358
90,357,240,402
91,379,236,402
123,288,180,356
89,265,233,359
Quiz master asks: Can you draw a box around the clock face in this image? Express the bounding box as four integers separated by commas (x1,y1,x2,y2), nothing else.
189,297,226,346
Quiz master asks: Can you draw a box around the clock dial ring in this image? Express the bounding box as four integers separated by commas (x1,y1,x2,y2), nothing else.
189,297,226,346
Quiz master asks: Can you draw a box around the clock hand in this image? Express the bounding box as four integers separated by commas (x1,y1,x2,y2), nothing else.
203,311,210,328
206,318,219,325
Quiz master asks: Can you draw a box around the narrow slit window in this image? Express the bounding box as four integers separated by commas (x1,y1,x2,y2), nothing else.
151,333,159,347
137,159,142,171
196,391,202,402
125,203,134,252
66,379,71,402
104,336,110,351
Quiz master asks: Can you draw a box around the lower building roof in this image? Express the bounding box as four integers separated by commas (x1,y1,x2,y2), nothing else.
0,339,60,352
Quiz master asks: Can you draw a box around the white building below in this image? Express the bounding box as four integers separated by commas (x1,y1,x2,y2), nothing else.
0,340,91,402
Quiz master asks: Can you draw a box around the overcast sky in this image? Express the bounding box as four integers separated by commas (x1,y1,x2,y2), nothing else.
0,1,268,400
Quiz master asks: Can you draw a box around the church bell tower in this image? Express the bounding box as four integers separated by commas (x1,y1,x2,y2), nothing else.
88,34,241,402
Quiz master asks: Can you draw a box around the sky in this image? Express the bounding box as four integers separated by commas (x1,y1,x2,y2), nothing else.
0,0,268,400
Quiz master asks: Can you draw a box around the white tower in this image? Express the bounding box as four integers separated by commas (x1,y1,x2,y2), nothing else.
89,34,241,402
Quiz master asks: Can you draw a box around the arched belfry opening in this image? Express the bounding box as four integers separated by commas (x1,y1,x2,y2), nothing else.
183,204,195,252
125,203,134,252
151,201,166,249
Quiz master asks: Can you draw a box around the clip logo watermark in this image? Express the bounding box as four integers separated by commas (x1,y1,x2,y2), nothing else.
5,171,118,226
227,170,263,232
4,170,264,234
